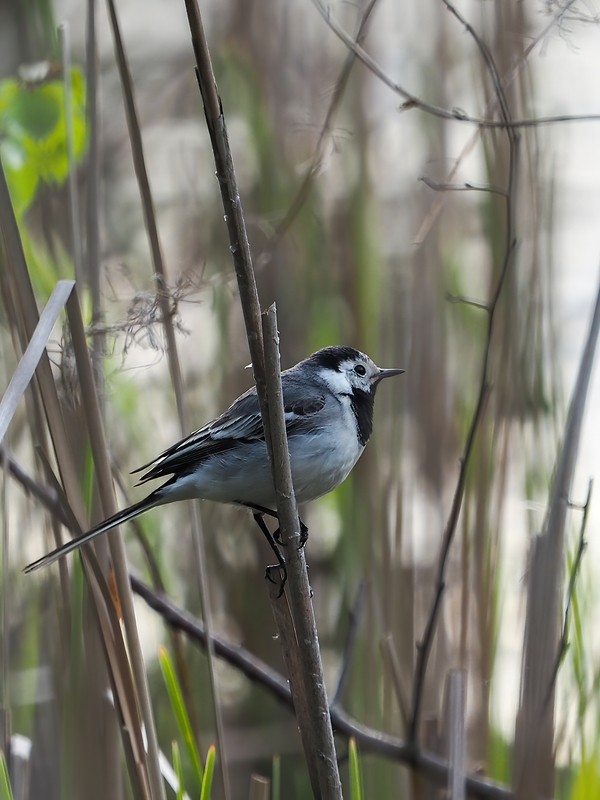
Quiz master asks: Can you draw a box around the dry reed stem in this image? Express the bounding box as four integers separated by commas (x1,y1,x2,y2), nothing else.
441,670,467,800
104,0,228,789
514,280,600,798
84,0,102,375
0,281,73,774
248,774,270,800
58,23,83,286
0,160,158,798
66,289,165,799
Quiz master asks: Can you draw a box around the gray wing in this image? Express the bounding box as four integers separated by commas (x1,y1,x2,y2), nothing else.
133,379,326,484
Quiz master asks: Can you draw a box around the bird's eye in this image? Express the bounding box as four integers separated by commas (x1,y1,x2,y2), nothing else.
354,364,367,376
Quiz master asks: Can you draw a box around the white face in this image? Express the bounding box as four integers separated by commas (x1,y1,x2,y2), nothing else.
320,352,381,395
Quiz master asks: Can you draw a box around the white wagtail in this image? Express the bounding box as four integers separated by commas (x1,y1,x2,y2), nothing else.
24,346,404,581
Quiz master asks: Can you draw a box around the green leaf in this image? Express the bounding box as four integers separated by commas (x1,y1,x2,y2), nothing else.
199,745,215,800
9,84,61,139
158,647,204,788
0,68,87,214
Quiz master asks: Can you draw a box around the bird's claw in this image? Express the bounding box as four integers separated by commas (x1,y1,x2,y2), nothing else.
299,520,309,550
273,520,309,551
265,563,287,598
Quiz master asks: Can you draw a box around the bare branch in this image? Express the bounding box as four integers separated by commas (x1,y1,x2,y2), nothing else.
310,0,600,129
445,293,490,312
258,0,381,265
409,1,520,741
130,575,514,800
262,306,342,797
419,175,507,197
183,4,342,796
332,582,365,707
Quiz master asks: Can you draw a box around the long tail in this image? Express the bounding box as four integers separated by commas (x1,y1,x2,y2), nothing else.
23,494,160,573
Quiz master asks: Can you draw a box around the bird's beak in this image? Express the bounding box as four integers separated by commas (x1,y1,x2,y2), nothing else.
374,367,405,384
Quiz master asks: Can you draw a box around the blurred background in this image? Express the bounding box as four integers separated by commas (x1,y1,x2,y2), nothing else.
1,0,600,797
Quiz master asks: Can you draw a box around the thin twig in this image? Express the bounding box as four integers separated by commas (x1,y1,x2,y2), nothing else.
332,582,365,707
0,449,69,527
380,635,411,731
104,2,229,791
310,0,600,130
409,1,519,741
419,175,508,197
414,0,580,243
258,0,380,266
445,293,490,312
544,479,593,708
183,3,342,796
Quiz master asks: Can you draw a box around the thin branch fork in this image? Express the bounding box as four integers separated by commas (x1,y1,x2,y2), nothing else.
182,1,342,796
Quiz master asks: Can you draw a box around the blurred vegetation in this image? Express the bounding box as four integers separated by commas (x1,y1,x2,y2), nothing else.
1,0,600,798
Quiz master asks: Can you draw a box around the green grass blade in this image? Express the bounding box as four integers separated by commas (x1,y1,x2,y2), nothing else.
0,752,14,800
348,738,363,800
199,745,215,800
172,741,184,800
158,646,204,788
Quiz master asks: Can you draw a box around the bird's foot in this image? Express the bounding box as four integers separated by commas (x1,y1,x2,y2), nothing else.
273,517,308,550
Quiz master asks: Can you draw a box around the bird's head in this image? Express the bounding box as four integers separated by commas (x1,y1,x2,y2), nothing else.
308,346,405,396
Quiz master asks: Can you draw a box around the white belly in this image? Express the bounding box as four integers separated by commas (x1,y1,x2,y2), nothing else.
159,431,364,510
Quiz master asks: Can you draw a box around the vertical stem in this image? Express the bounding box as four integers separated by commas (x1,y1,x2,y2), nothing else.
262,306,342,799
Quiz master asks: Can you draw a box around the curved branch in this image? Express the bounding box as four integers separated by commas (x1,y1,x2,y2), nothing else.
130,575,513,800
310,0,600,129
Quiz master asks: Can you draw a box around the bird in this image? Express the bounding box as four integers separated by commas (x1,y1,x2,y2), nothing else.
24,345,404,582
